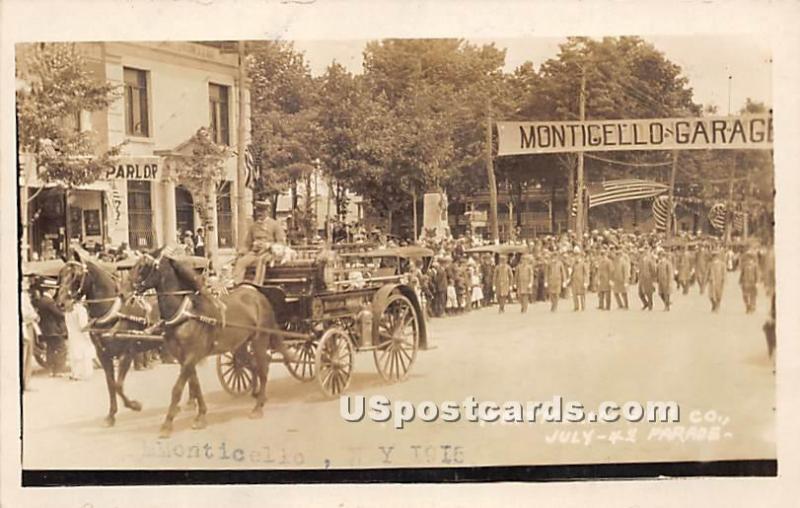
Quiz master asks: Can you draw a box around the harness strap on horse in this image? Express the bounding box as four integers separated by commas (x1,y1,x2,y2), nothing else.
93,296,123,326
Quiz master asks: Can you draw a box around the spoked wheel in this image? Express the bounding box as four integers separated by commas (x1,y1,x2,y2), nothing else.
373,293,419,383
314,327,354,398
284,339,317,382
33,340,47,369
216,344,255,397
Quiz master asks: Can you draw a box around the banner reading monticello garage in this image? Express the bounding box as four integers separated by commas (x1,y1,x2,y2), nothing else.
496,114,773,155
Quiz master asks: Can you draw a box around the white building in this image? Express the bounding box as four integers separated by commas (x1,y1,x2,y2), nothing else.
21,42,251,260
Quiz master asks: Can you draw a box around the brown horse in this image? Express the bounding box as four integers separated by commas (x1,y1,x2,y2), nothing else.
55,250,161,426
129,247,276,438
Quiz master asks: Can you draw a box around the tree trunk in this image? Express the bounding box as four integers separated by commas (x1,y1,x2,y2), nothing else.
550,181,557,233
291,179,298,212
269,192,278,219
412,190,418,241
567,156,575,231
305,173,313,240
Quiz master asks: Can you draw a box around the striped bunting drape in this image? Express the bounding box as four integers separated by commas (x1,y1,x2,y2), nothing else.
571,179,670,216
708,203,727,231
652,195,673,231
708,203,746,232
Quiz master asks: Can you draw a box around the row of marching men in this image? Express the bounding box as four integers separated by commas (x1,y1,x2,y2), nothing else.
428,244,774,315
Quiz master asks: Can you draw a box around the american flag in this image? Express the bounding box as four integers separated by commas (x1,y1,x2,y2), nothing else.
571,179,669,216
244,146,258,189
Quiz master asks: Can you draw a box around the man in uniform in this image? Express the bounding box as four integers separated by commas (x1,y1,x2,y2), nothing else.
596,248,614,311
707,249,727,313
233,201,287,284
569,248,589,311
545,249,568,312
30,278,68,376
656,249,675,311
695,243,711,294
516,254,535,313
481,254,495,306
612,246,631,310
493,255,514,313
676,245,694,295
739,250,759,313
637,247,658,310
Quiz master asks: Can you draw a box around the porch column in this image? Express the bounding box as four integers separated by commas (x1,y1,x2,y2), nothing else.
162,179,177,247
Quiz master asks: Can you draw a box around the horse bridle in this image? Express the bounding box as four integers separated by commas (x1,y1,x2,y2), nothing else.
134,252,163,293
62,260,89,301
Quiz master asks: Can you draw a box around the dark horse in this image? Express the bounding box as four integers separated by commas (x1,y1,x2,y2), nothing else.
129,247,276,438
55,250,161,426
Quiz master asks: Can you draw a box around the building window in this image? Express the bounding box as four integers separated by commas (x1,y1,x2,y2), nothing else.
217,180,233,248
127,180,154,249
209,83,230,145
124,67,149,137
175,186,195,238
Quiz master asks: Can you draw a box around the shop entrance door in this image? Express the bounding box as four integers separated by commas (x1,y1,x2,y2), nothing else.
175,185,195,240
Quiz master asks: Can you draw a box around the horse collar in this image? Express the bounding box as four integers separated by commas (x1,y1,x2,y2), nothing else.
94,296,123,326
164,296,194,327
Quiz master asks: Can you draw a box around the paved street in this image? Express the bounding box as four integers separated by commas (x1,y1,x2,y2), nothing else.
23,273,775,470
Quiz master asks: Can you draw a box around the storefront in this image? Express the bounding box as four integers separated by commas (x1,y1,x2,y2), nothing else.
23,156,170,260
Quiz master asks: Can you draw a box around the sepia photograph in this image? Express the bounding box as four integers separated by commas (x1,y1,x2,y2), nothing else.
2,0,798,504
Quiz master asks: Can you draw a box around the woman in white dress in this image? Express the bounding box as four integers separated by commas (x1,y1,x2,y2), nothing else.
470,267,484,309
64,301,95,381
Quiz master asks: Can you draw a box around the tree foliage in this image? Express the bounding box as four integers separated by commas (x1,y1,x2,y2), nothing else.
167,127,233,238
16,43,122,187
244,36,771,237
247,41,320,214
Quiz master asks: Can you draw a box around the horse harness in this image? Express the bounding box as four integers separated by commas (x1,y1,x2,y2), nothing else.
64,260,153,329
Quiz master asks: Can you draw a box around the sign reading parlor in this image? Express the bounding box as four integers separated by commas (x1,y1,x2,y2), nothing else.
105,157,162,180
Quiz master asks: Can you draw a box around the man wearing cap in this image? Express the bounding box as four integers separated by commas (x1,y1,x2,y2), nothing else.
545,250,568,312
596,248,614,311
656,249,675,311
676,245,693,295
481,254,495,306
493,255,514,313
233,200,287,283
739,250,759,313
569,249,589,311
612,247,631,310
516,254,535,313
637,247,657,310
695,243,710,294
707,249,727,312
30,278,68,376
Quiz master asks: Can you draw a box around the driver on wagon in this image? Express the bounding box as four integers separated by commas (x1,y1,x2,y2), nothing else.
234,200,287,284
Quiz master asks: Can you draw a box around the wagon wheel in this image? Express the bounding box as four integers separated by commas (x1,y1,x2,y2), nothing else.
33,340,48,369
314,327,354,398
373,293,419,383
216,343,255,397
284,339,317,382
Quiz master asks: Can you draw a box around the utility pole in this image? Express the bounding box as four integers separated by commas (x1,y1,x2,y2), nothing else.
725,156,736,244
724,75,734,244
666,151,679,240
236,40,249,247
486,102,499,242
576,66,587,235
